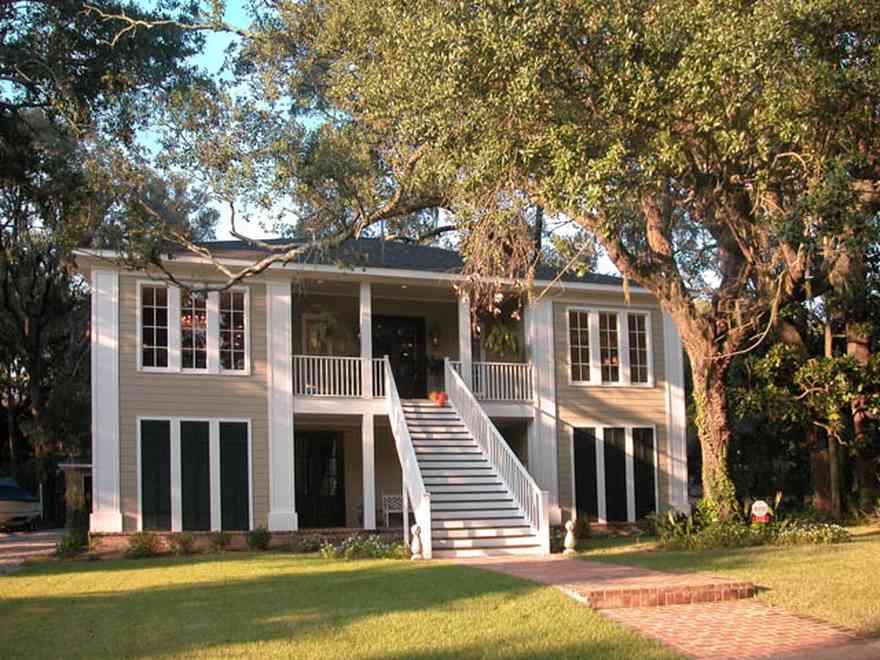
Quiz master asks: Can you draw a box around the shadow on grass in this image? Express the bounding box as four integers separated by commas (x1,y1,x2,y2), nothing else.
0,554,668,660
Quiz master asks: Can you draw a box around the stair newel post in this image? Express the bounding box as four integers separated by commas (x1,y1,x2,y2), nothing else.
422,493,432,559
403,473,410,547
540,490,551,555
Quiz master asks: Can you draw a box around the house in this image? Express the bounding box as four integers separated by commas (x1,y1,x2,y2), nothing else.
75,238,688,558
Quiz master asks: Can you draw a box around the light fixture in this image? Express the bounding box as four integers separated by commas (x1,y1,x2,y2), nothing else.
401,284,408,289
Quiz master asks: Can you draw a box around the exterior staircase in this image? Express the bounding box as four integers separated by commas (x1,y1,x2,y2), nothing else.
402,400,545,558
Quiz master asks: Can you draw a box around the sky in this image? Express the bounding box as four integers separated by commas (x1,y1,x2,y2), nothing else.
180,1,620,275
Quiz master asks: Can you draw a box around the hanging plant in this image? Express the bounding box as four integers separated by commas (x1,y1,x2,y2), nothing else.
484,322,520,359
307,311,355,354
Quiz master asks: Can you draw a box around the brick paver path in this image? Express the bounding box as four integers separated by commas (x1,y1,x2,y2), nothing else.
460,556,877,659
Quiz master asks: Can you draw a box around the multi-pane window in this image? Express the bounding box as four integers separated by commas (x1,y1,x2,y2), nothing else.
598,312,620,382
220,290,247,371
181,290,208,370
568,310,592,382
141,285,169,368
628,313,649,384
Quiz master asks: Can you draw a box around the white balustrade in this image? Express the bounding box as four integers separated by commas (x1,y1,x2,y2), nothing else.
292,355,388,398
385,357,432,559
449,360,534,402
445,359,550,554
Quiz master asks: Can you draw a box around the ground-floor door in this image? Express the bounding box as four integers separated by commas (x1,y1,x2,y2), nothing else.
295,431,346,527
372,315,427,399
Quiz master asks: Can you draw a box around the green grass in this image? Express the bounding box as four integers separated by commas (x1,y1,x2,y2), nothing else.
0,553,679,660
578,526,880,634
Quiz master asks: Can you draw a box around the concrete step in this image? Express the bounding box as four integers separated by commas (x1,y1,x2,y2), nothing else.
433,509,522,520
432,526,535,539
432,518,529,529
432,535,542,549
432,546,544,559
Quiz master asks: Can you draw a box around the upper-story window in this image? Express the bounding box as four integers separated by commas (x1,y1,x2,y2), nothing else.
141,285,169,368
220,290,247,371
567,307,653,387
181,290,208,370
138,282,249,375
568,310,592,382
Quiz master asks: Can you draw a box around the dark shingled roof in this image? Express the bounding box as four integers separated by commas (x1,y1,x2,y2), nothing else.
178,237,623,286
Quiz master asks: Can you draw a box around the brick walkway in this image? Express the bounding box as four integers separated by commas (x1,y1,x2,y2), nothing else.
459,556,877,659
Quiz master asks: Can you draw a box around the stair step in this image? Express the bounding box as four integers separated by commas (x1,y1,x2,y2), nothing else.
402,403,449,410
419,462,494,471
433,509,522,519
407,423,467,432
427,484,508,493
412,439,476,447
410,432,473,440
404,412,459,420
423,477,501,486
433,501,518,511
431,492,513,502
432,547,543,559
432,536,541,549
432,518,529,529
415,446,482,455
433,526,535,539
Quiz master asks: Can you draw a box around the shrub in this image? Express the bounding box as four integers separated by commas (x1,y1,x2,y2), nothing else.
246,527,271,551
55,530,89,558
208,531,231,552
320,534,408,560
168,532,197,556
772,520,851,545
126,532,162,559
290,534,323,554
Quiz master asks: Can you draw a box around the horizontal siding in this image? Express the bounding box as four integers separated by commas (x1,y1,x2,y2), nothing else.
117,274,270,530
551,298,672,520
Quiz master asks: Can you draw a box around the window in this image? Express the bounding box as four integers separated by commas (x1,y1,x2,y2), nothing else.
220,290,247,371
141,285,169,368
568,310,592,382
598,312,620,382
181,290,207,370
628,313,649,384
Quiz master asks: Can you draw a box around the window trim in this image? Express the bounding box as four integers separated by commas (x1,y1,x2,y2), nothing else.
568,422,659,525
137,416,252,532
179,284,210,374
565,306,655,388
135,280,251,377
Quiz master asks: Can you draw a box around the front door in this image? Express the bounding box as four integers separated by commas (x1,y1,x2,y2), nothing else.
372,315,427,398
295,431,346,527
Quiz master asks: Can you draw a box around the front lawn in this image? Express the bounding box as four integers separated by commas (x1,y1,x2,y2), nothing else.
579,526,880,634
0,553,679,659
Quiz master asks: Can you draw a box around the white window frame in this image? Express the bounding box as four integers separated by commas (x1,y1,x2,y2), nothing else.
136,281,251,377
180,285,210,374
565,306,655,388
568,423,659,525
137,416,253,532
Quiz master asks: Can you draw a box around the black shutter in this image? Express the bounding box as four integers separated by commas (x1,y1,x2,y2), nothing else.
603,428,628,522
573,428,599,520
181,421,211,531
220,422,249,530
633,428,657,519
141,420,171,530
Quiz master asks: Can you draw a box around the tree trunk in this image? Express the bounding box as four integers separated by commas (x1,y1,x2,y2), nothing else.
690,357,739,519
808,426,833,512
848,320,878,509
824,320,843,517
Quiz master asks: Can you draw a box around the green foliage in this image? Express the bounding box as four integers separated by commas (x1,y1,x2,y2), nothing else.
125,532,162,559
483,322,520,359
319,535,408,560
289,534,324,554
246,527,271,551
208,531,231,553
54,531,88,559
168,532,197,556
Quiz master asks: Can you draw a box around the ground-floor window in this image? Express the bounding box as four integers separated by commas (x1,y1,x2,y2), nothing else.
139,418,251,532
572,425,657,523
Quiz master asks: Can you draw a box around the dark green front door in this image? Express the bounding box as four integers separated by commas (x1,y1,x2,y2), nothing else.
220,422,250,531
181,421,211,531
603,428,628,522
141,419,171,531
372,315,427,398
573,427,599,521
295,431,346,528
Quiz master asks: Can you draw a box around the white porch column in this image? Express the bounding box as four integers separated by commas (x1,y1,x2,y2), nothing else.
362,413,376,529
266,281,298,531
360,281,373,397
663,313,690,513
525,298,561,524
458,294,472,387
90,269,123,532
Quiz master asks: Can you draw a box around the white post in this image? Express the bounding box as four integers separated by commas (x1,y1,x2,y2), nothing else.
89,269,123,532
458,294,472,388
266,281,298,531
663,313,691,513
209,420,221,531
360,282,373,397
170,422,182,531
402,474,410,546
362,412,376,529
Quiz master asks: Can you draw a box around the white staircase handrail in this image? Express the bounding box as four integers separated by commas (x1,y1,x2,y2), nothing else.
385,356,432,559
444,358,550,554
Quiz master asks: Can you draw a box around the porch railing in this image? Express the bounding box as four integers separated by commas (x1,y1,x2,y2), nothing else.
445,359,550,554
385,356,432,558
449,360,534,402
293,355,386,398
